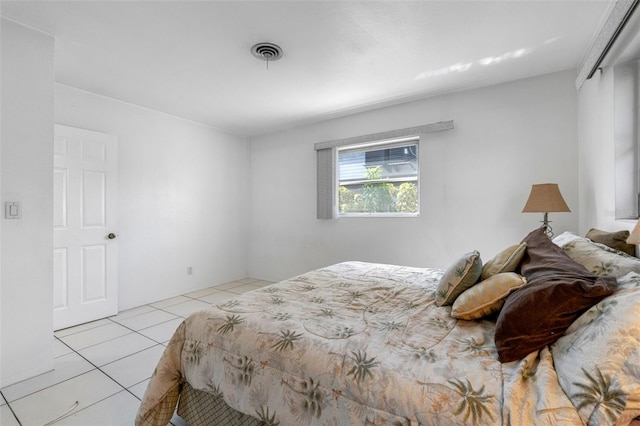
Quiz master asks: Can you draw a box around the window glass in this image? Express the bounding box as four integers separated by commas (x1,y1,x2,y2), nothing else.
614,60,640,219
337,137,419,215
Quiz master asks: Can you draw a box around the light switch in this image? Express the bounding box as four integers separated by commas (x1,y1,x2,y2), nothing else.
5,201,21,219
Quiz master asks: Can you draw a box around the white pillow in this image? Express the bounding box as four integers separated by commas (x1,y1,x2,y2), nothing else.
554,232,640,278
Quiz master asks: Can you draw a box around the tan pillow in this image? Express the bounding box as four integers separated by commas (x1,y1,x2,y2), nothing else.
586,228,635,256
452,272,527,320
435,250,482,306
480,243,527,280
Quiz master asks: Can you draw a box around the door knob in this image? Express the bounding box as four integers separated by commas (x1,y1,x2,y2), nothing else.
107,233,117,240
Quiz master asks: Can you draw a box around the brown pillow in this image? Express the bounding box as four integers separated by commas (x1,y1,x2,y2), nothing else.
494,227,617,363
585,228,635,256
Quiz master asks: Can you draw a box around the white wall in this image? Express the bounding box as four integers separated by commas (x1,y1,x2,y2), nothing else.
248,70,580,282
1,19,55,387
55,85,249,310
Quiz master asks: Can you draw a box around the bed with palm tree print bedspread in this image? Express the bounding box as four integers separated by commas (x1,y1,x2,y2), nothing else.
136,261,640,425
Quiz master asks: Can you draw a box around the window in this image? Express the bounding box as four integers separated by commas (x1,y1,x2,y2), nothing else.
614,59,640,219
314,121,453,219
584,0,640,220
337,137,419,215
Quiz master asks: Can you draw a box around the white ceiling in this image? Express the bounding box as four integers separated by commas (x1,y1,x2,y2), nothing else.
1,1,613,137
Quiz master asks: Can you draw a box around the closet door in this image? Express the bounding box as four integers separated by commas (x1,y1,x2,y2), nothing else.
53,124,118,330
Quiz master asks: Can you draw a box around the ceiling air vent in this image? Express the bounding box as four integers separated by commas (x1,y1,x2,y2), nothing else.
251,43,283,68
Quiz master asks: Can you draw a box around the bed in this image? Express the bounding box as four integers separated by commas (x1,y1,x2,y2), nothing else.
136,227,640,425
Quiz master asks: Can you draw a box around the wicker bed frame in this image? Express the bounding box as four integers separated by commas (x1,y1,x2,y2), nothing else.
177,383,261,426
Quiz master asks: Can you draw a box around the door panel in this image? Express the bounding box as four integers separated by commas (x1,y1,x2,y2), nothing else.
53,124,118,331
53,168,68,229
82,244,107,302
53,248,68,310
82,170,106,227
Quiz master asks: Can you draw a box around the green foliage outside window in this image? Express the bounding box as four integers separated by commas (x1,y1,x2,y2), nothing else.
339,166,418,214
396,182,419,213
339,186,363,213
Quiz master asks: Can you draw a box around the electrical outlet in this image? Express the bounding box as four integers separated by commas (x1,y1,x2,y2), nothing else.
187,267,193,276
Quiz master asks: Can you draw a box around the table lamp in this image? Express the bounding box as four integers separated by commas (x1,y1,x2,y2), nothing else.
522,183,571,238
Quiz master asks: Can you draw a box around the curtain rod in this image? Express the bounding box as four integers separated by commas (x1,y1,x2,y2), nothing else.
576,0,639,90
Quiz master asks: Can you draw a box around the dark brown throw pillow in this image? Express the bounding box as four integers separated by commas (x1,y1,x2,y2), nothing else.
495,227,617,363
585,228,635,256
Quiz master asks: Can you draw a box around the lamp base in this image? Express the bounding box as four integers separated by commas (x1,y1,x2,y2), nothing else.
541,212,553,238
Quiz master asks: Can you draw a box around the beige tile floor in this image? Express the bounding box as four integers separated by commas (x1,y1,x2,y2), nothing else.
0,278,272,426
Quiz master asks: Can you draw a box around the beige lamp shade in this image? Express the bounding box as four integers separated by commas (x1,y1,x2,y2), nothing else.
627,219,640,244
522,183,571,213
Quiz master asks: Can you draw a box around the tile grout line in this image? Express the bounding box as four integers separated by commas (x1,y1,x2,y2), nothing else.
60,335,152,403
4,337,158,410
2,281,266,425
59,310,181,353
147,281,254,305
58,328,137,353
48,329,177,423
52,281,266,337
1,389,23,426
107,315,182,337
26,335,161,424
53,320,115,339
150,291,262,319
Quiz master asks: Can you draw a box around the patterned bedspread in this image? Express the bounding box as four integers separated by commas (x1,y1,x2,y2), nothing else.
136,261,587,425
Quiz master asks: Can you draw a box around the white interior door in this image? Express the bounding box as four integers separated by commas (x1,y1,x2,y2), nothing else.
53,124,118,331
